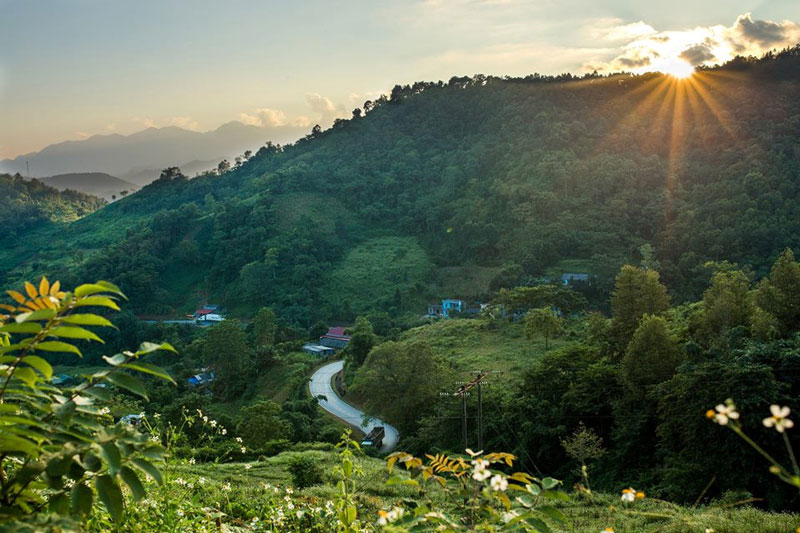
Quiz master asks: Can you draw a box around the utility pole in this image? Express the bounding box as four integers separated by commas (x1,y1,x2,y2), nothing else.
477,378,483,451
454,372,485,451
460,385,468,451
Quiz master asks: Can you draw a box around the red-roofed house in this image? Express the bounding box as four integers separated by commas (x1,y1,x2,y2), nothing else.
320,327,351,350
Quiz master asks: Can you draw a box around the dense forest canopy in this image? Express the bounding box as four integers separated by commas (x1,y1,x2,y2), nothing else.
2,47,800,324
0,173,106,238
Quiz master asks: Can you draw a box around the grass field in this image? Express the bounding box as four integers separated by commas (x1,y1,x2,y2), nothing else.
395,317,569,386
164,450,800,532
325,236,433,316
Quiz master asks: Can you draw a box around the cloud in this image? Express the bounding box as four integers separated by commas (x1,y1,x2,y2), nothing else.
586,12,800,74
679,42,716,66
167,116,200,130
734,13,788,46
305,93,347,124
235,95,350,132
134,117,157,128
238,108,287,128
587,18,656,42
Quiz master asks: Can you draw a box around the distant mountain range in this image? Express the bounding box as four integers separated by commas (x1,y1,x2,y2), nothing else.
37,173,138,201
0,121,308,186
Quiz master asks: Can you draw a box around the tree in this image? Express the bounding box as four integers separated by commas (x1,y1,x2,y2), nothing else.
639,243,661,271
235,400,289,449
217,159,231,174
524,307,564,349
610,265,670,351
345,316,376,367
158,166,185,181
264,247,279,279
252,307,277,347
755,249,800,336
203,320,252,399
350,341,451,433
697,264,752,345
494,285,588,315
621,314,683,387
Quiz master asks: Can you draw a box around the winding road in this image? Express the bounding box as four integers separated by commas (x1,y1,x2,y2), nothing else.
309,360,399,453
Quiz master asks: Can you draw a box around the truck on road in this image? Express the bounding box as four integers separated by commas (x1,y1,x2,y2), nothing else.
361,426,385,449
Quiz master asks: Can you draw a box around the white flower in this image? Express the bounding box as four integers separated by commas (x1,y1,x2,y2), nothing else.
222,482,231,491
763,405,794,433
209,419,217,428
203,416,208,423
235,437,243,443
286,487,293,494
378,507,403,525
244,464,252,470
196,409,203,417
150,435,160,443
138,412,145,417
490,475,508,492
99,407,111,415
177,510,184,517
153,412,161,419
188,457,196,465
472,458,489,471
621,487,644,502
241,446,247,453
198,477,206,485
221,428,227,435
707,401,739,426
472,458,491,481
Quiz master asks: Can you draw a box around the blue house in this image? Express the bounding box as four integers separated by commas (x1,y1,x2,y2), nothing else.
187,370,215,387
442,299,465,317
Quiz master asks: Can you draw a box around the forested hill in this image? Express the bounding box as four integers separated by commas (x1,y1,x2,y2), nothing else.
3,47,800,323
0,173,106,240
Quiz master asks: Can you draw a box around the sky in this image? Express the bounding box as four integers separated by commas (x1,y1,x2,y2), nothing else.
1,0,799,159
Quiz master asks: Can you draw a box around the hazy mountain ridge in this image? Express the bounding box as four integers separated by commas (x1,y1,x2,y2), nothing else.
38,173,138,201
0,121,308,185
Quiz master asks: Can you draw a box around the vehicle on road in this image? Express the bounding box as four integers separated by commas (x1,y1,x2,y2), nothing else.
361,426,385,448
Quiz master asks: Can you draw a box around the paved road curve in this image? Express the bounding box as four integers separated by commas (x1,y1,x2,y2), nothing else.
309,360,399,453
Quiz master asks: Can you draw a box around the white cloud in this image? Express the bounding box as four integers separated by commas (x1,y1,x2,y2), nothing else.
587,12,800,74
167,116,200,130
305,93,347,124
238,108,287,128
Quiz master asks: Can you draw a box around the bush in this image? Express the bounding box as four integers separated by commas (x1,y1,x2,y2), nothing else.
288,455,324,488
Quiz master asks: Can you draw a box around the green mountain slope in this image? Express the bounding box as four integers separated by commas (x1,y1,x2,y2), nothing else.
3,48,800,323
40,172,138,200
0,173,106,241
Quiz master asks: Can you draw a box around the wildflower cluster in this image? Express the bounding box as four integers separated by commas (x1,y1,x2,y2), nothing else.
381,448,568,530
706,399,739,426
707,399,800,491
620,487,645,503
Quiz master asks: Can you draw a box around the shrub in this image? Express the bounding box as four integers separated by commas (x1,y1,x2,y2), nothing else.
288,455,324,488
0,277,175,527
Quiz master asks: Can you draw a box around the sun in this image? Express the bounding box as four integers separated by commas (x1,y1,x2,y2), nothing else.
658,59,695,79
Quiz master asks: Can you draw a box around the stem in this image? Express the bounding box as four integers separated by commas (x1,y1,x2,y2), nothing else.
782,431,800,480
731,425,788,475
